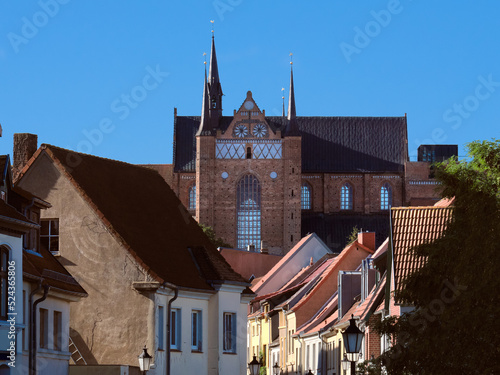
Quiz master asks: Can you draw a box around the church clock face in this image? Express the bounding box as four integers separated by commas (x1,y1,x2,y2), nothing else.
244,101,254,110
252,123,268,138
233,124,248,138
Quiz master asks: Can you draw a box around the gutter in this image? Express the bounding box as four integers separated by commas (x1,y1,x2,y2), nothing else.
30,283,50,375
164,282,179,375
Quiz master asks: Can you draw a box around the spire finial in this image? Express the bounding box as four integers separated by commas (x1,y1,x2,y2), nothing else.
210,20,215,36
289,52,293,65
203,52,207,66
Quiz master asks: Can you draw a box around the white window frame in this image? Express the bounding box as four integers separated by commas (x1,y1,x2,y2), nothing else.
191,310,202,352
223,312,236,353
158,305,164,350
171,308,181,350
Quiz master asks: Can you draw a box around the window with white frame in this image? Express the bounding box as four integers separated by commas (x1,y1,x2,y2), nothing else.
39,308,49,349
223,312,236,353
191,310,202,351
341,183,353,210
380,183,393,210
158,306,164,350
41,219,59,254
53,311,62,351
188,185,196,211
171,308,181,350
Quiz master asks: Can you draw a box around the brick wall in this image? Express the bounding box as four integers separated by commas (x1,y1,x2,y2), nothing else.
365,314,382,359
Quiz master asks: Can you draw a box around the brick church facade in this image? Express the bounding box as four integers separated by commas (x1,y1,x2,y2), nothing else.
146,35,456,255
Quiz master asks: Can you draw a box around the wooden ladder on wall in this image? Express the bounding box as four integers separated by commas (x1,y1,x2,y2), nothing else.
69,336,87,365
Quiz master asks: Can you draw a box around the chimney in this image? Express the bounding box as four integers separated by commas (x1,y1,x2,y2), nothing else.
357,231,376,251
13,133,38,175
260,241,268,254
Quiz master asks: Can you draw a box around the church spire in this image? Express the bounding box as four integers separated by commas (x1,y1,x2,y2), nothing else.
208,23,223,127
196,61,211,136
286,55,300,136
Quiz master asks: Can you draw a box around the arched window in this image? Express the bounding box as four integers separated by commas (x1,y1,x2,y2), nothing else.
381,183,392,210
301,183,312,210
237,174,261,250
188,184,196,211
0,247,10,320
340,183,353,210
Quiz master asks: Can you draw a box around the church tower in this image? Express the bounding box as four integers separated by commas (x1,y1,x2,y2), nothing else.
194,33,302,254
282,63,302,251
195,38,218,227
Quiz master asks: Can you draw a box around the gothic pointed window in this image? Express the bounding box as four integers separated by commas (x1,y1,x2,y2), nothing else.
237,174,261,250
340,183,353,210
381,183,392,210
188,184,196,211
301,183,312,210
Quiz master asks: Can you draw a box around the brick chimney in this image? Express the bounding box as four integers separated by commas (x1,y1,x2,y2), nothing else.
13,133,38,177
357,231,376,251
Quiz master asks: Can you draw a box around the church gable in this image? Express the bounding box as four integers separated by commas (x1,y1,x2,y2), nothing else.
218,91,279,141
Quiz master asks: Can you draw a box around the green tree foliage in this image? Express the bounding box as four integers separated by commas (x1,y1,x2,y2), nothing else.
199,223,232,248
347,225,360,244
374,140,500,374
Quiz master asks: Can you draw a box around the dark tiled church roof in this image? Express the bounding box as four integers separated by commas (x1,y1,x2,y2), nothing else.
301,212,390,253
35,145,248,290
174,115,408,173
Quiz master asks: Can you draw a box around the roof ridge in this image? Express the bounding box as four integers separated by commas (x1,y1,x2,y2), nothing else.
41,144,161,176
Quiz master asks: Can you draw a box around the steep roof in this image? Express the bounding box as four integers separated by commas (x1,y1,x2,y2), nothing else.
22,145,247,291
391,206,453,298
173,115,408,173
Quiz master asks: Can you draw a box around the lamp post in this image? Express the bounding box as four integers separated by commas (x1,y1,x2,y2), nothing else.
248,355,261,375
138,346,152,375
342,315,363,375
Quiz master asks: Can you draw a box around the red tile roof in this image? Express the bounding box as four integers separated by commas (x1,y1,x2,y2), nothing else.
22,145,248,291
391,206,453,299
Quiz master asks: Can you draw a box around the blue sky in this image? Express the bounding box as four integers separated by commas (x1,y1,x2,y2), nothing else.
1,1,499,164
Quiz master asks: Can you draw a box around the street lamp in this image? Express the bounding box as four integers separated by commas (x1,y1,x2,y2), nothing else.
341,354,351,374
248,355,261,375
273,362,280,375
138,346,152,374
342,315,363,375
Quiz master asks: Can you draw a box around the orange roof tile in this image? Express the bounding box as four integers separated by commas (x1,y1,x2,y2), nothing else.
391,206,453,299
